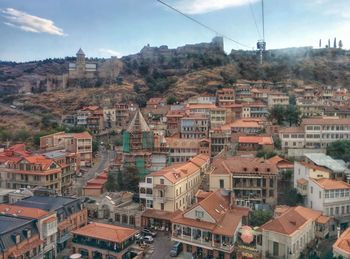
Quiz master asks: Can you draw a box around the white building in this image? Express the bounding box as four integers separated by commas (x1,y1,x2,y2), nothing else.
260,206,330,259
308,178,350,229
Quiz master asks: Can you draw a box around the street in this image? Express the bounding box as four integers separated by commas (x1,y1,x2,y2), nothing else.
74,148,115,195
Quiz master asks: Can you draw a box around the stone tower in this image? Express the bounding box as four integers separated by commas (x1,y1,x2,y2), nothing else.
76,48,86,75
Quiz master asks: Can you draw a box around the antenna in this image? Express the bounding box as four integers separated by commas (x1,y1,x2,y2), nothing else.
257,0,266,64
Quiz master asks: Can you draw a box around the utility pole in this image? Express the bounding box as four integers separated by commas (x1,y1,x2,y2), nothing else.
257,0,266,65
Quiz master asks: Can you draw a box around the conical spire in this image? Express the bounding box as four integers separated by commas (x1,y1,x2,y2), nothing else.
76,48,85,56
127,109,150,132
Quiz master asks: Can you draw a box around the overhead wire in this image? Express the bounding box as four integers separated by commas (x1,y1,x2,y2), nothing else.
248,0,262,39
156,0,251,49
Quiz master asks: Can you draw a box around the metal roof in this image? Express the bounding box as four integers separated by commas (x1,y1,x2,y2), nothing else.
305,153,346,173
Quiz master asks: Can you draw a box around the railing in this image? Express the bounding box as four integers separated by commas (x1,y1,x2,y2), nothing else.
72,237,133,253
57,232,72,244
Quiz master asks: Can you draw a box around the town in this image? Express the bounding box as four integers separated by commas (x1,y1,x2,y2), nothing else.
2,52,350,258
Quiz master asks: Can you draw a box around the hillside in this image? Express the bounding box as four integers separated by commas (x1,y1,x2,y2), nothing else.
1,41,350,131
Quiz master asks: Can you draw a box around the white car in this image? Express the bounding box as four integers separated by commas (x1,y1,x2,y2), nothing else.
142,236,154,243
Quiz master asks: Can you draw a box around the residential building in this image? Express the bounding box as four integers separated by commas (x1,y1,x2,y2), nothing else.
15,195,88,252
209,127,232,157
0,204,58,258
229,118,265,135
164,137,210,163
267,93,289,108
188,95,217,105
1,154,63,194
140,154,210,230
308,178,350,230
324,106,350,119
103,107,116,129
185,103,217,118
83,170,108,197
216,88,235,107
0,215,43,259
42,150,79,196
40,131,93,167
115,103,135,129
238,136,274,152
166,109,185,135
279,116,350,151
333,227,350,258
71,222,139,259
146,97,166,109
241,103,269,118
209,156,278,208
180,115,209,139
210,108,229,129
296,100,324,117
171,190,250,259
259,206,330,259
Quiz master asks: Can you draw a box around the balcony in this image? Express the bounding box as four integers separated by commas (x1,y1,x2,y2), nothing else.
153,196,167,203
139,193,153,199
57,232,72,244
72,236,134,253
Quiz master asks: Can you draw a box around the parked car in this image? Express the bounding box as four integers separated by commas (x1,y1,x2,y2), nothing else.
170,242,183,257
142,228,157,237
142,236,154,244
135,233,142,240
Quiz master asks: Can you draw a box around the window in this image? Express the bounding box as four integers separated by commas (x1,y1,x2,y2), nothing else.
146,178,152,183
195,210,204,218
160,178,164,184
219,179,224,189
310,186,313,194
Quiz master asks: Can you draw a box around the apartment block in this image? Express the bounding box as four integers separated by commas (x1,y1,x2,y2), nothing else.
40,131,93,167
209,156,278,208
171,190,249,259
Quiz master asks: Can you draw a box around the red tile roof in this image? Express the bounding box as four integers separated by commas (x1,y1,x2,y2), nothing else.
312,178,350,190
238,136,273,145
333,227,350,255
261,206,327,236
72,222,137,243
0,204,49,219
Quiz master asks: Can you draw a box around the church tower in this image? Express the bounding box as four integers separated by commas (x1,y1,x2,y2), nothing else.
76,48,86,75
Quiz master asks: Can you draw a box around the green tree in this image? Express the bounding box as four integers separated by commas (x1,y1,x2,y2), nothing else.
249,210,273,227
282,188,304,206
256,150,277,159
166,96,177,105
285,105,301,126
269,105,285,125
92,139,99,153
105,171,118,192
327,140,350,162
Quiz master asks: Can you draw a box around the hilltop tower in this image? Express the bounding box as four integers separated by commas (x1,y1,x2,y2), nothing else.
76,48,86,74
212,36,224,52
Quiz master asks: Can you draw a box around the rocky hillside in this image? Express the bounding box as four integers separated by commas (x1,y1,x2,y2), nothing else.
1,42,350,132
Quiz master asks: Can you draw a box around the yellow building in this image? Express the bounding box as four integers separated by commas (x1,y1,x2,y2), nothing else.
140,154,210,230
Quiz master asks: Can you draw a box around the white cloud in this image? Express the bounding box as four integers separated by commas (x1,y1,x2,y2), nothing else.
173,0,258,14
98,48,122,57
1,8,66,36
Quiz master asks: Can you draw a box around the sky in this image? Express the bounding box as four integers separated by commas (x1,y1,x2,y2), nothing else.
0,0,349,62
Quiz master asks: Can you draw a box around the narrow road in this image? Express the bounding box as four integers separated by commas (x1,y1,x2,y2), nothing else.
75,149,115,195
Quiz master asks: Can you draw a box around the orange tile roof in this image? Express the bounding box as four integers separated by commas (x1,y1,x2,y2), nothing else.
0,204,49,219
24,155,55,170
211,156,278,175
238,136,273,145
72,222,137,243
302,117,350,125
262,206,324,236
267,156,294,169
149,154,209,184
297,178,308,185
312,178,350,190
229,119,265,128
72,132,92,139
333,227,350,255
173,190,249,236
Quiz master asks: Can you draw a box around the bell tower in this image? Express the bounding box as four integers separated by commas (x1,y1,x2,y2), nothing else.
76,48,86,75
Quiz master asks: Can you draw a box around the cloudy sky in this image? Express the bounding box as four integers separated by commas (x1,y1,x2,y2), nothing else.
0,0,349,61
